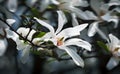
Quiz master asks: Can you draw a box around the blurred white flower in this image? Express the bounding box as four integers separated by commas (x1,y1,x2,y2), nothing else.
34,11,91,67
7,0,17,12
0,38,8,56
53,0,89,20
0,18,15,56
87,0,119,39
106,34,120,70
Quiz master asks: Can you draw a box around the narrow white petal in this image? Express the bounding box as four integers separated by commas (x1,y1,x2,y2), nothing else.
60,46,84,67
108,34,120,51
96,28,108,40
0,39,8,56
84,10,98,20
71,13,79,26
106,57,119,70
108,19,119,28
55,11,67,34
34,17,55,34
108,0,120,6
88,22,98,37
6,19,16,25
57,23,88,39
7,0,17,12
71,7,88,20
27,29,36,40
65,38,91,51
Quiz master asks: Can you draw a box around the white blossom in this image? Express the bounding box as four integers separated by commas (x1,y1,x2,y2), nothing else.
106,34,120,70
34,11,91,67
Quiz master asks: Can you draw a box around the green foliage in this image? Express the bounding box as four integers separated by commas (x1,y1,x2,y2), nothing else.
60,52,68,57
33,31,46,38
97,41,109,52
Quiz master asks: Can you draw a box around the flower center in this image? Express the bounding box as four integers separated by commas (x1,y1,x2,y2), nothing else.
57,37,64,46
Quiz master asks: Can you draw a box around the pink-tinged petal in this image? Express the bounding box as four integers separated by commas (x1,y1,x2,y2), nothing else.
59,46,84,67
6,19,16,25
106,57,119,70
34,17,55,34
71,13,79,26
88,22,99,37
7,0,17,12
55,11,67,34
0,39,8,56
57,23,88,39
65,38,91,51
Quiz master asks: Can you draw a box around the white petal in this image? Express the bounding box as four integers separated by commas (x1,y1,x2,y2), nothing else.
59,46,84,67
20,45,31,63
108,0,120,6
70,7,88,20
72,0,89,7
88,22,99,37
17,27,36,40
34,17,55,34
108,19,119,28
101,13,113,21
84,10,98,20
57,23,88,39
108,34,120,51
71,13,79,26
27,29,36,40
17,27,30,37
55,11,67,34
106,57,119,70
65,38,91,51
96,28,108,40
16,39,26,50
7,0,17,12
5,28,18,41
0,39,8,56
6,19,16,26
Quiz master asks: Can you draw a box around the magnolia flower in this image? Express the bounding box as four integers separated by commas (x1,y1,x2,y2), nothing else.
106,34,120,70
86,0,119,38
34,11,91,67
